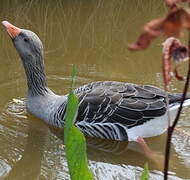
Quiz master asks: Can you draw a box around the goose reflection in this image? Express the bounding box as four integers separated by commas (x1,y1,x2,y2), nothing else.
51,126,190,178
4,119,190,180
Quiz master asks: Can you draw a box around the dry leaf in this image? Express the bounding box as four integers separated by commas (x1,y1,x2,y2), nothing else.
165,0,190,9
171,46,188,62
162,37,188,89
128,8,190,51
174,67,185,80
128,32,155,50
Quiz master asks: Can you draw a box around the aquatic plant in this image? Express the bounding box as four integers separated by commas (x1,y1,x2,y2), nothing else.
128,0,190,179
141,163,149,180
64,65,94,180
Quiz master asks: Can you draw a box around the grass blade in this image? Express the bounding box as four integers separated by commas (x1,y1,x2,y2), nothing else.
64,65,94,180
141,163,149,180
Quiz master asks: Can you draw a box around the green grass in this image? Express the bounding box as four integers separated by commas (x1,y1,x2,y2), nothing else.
141,163,149,180
64,65,94,180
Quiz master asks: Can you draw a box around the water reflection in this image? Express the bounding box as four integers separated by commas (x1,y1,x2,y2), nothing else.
4,119,47,180
0,97,190,179
3,119,190,179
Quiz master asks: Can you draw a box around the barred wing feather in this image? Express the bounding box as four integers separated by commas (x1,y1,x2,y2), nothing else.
74,81,168,140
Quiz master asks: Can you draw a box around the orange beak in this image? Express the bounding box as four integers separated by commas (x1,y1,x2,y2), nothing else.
2,21,21,39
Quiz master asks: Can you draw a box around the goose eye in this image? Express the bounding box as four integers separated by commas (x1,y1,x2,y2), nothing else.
23,38,28,42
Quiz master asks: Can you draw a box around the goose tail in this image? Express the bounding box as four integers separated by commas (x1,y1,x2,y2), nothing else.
169,93,190,111
182,98,190,107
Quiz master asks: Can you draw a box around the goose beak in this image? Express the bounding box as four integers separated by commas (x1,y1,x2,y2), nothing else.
2,21,21,39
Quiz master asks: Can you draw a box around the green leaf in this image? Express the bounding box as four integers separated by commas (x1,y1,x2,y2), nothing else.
64,65,94,180
141,163,149,180
70,64,77,91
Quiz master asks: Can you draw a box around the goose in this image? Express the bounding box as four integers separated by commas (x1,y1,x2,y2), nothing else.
2,21,190,143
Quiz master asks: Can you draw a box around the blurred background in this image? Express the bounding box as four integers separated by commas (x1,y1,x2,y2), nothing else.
0,0,190,179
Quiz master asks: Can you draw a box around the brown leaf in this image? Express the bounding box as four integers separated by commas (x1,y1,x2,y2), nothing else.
128,18,164,51
128,32,155,50
162,39,173,89
162,37,187,89
171,46,188,62
128,8,190,51
162,37,188,62
165,0,190,9
163,57,172,90
174,67,185,80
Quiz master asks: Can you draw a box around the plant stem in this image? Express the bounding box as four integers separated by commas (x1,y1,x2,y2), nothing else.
164,33,190,179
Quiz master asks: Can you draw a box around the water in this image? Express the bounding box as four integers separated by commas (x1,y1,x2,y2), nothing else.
0,0,190,179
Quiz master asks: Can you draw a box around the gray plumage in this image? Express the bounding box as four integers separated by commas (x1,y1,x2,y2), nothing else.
3,22,190,141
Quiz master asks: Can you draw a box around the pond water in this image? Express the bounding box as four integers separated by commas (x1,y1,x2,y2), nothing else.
0,0,190,179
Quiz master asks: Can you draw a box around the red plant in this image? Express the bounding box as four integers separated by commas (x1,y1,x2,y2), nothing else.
128,8,190,51
128,1,190,179
165,0,190,9
162,37,188,89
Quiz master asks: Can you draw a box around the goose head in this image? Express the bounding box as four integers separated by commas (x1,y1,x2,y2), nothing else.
2,21,48,96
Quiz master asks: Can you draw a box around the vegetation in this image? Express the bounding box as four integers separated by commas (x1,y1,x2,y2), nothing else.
64,65,94,180
141,163,149,180
128,0,190,179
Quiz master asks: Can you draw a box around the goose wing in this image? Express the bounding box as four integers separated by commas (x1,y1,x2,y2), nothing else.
74,81,167,140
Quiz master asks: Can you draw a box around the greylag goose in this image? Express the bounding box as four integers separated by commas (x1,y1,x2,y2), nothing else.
2,21,190,142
